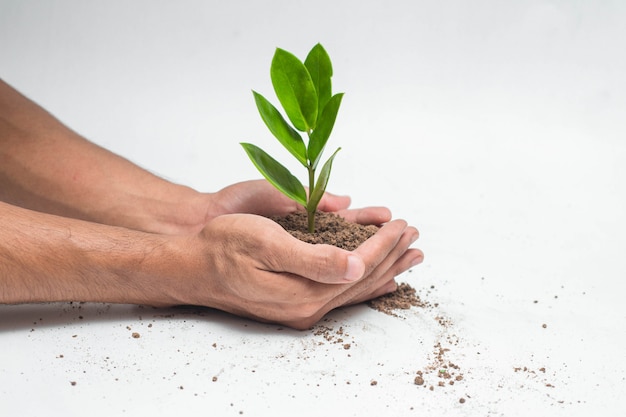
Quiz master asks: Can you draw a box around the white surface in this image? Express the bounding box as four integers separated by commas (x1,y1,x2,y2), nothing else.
1,1,625,416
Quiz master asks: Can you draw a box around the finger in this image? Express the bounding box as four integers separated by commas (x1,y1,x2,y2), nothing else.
317,192,351,212
345,248,424,306
346,279,397,306
394,248,425,274
336,206,392,226
353,219,410,277
356,228,421,291
327,225,421,308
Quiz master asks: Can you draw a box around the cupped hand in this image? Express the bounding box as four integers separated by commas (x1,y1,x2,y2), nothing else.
208,179,392,226
172,212,423,330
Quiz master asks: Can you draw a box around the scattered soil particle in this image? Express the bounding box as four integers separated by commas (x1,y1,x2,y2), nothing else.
414,341,465,391
132,332,140,338
70,381,76,386
513,365,555,389
212,376,218,382
313,323,354,347
370,380,378,386
367,282,429,316
459,398,466,404
367,281,466,394
542,323,547,328
271,211,378,251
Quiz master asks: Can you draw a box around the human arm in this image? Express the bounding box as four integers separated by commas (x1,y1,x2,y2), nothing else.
0,79,423,328
0,199,421,329
0,78,211,234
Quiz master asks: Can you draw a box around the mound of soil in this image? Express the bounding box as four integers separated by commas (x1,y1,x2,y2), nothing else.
367,282,428,316
271,211,378,251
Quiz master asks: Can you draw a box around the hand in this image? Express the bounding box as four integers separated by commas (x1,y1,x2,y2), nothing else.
208,179,392,225
168,211,423,330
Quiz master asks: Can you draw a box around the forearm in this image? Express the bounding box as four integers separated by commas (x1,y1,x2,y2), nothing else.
0,200,188,305
0,79,212,234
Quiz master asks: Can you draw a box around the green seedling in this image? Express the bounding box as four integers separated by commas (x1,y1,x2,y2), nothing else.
241,43,343,233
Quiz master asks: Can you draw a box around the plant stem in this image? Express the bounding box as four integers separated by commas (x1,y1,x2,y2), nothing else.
307,164,316,233
306,129,317,233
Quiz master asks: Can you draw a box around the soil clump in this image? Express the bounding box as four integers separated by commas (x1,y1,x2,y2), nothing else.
271,211,378,251
367,282,428,316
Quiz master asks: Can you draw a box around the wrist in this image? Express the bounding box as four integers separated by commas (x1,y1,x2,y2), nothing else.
137,186,216,235
132,233,219,308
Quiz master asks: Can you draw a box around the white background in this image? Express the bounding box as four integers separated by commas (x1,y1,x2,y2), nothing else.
1,1,625,416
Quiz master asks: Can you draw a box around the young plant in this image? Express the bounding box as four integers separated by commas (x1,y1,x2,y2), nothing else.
241,43,343,233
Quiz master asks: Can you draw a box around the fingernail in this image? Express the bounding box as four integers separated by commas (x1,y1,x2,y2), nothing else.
410,253,424,267
345,255,365,282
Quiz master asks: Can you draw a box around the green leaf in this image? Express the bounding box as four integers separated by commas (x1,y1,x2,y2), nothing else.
308,93,343,169
253,91,307,167
304,43,333,124
270,48,318,132
308,147,341,213
240,143,307,207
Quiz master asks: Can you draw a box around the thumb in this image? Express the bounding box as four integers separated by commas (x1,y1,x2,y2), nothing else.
269,237,366,284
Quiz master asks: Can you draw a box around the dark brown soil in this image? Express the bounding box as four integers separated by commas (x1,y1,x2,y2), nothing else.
367,282,429,316
271,211,378,251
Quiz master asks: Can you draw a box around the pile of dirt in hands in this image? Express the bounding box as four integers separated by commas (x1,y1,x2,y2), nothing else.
271,211,378,251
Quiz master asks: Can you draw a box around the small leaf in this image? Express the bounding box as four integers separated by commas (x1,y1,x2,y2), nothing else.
308,147,341,213
253,91,307,167
240,143,307,207
270,48,318,132
304,43,333,124
308,93,343,169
